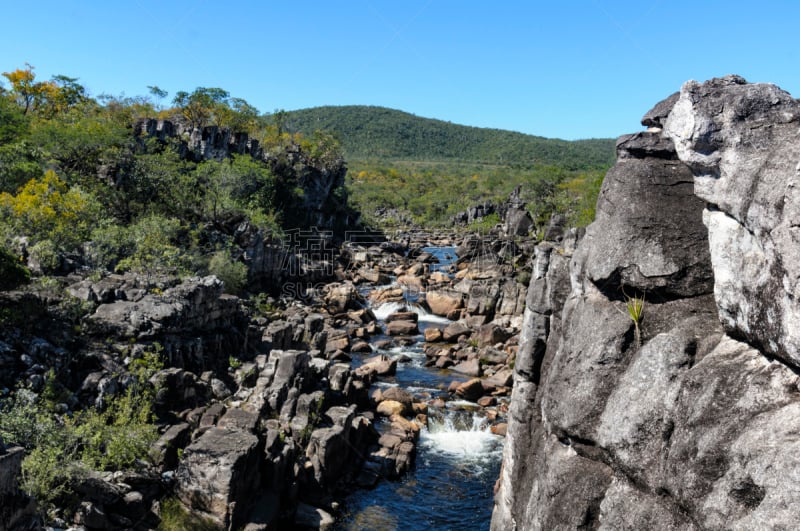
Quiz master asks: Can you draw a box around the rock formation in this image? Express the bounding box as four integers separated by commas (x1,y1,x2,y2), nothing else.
451,186,534,237
493,76,800,529
135,119,351,231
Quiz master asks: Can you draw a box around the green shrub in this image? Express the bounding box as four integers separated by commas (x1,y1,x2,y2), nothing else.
115,214,187,279
208,250,248,294
87,222,134,271
0,345,163,513
0,389,51,449
28,239,59,274
73,386,159,471
0,170,101,250
158,497,218,531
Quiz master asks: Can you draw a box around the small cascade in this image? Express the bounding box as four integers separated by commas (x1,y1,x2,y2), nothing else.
422,408,503,464
372,300,450,325
370,301,407,321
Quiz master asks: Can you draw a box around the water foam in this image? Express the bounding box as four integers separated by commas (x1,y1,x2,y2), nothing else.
421,411,503,464
371,301,451,325
371,301,407,321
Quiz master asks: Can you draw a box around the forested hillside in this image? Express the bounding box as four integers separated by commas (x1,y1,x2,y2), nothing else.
283,106,614,228
284,105,615,169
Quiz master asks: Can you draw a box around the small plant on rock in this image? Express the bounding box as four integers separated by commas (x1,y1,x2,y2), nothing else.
623,289,645,350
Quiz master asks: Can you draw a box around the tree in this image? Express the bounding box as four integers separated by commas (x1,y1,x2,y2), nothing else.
222,97,259,133
50,75,87,110
2,65,87,119
196,154,276,224
173,87,230,129
272,109,288,135
0,94,29,144
147,85,168,110
0,169,99,249
2,64,55,115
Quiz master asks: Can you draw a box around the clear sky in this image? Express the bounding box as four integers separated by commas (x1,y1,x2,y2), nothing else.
2,1,798,140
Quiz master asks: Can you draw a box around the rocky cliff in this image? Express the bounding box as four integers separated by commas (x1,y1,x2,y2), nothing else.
136,119,352,231
493,76,800,529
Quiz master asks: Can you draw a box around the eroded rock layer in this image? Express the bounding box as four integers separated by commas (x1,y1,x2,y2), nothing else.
493,76,800,530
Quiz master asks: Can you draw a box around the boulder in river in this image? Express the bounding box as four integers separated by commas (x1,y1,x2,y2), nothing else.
442,322,471,342
386,320,419,336
426,290,465,317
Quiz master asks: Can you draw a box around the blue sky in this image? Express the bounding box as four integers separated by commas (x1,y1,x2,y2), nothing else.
2,1,798,140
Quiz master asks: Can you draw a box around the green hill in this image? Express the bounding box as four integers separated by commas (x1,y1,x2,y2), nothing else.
284,105,615,170
282,105,614,228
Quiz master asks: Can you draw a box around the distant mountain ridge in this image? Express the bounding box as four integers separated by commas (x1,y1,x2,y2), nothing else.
284,105,616,170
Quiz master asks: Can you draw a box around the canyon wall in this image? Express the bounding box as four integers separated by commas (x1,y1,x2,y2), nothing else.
493,76,800,530
136,119,352,231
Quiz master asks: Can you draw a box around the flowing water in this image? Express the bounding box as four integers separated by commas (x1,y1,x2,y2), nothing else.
334,247,504,530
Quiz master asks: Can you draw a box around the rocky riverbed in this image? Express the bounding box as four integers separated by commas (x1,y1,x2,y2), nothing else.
0,222,531,530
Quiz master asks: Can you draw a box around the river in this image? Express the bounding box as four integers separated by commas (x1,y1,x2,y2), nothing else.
333,247,505,530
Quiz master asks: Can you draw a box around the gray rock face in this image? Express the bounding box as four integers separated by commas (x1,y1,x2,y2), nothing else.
88,276,241,339
176,427,262,529
665,75,800,367
578,132,713,298
493,77,800,530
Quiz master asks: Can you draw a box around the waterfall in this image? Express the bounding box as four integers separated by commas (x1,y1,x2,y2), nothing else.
371,300,451,325
421,408,503,464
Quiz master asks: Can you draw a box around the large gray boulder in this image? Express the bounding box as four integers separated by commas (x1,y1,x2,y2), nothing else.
578,131,713,298
665,75,800,367
176,427,262,529
87,276,242,338
244,349,312,416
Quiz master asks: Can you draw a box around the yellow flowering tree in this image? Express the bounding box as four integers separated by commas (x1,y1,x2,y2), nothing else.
0,170,99,249
2,64,85,118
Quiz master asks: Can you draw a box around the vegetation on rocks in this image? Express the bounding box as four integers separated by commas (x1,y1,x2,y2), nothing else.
0,345,162,514
0,64,349,290
624,291,645,350
0,64,354,524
